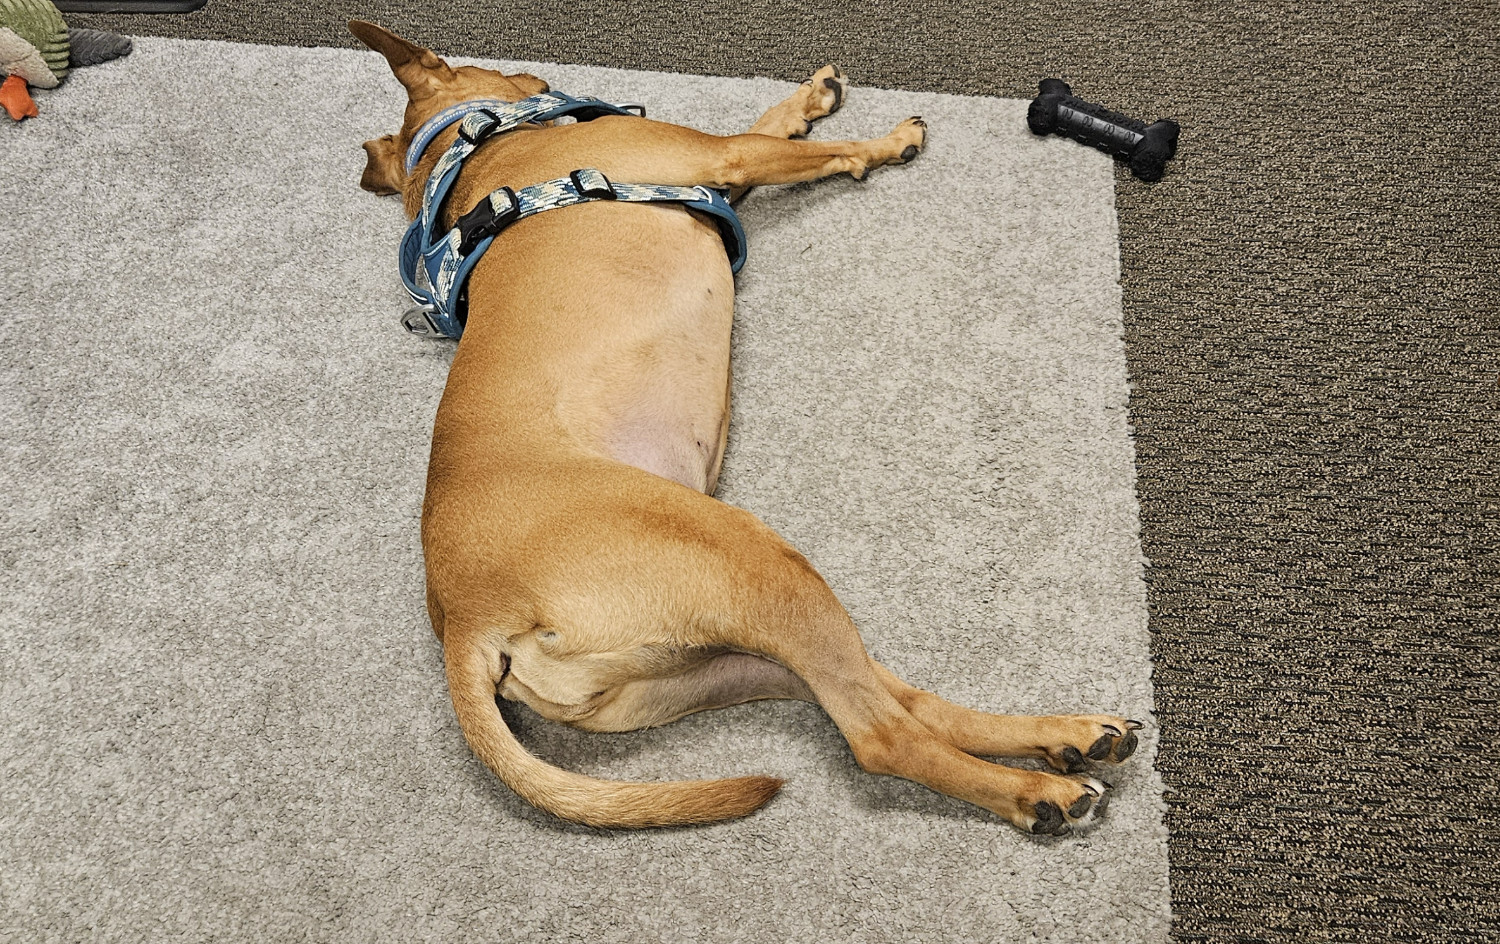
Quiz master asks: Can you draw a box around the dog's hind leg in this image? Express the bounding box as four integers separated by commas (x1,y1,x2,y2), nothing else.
868,661,1144,773
642,507,1114,835
735,596,1111,835
585,646,1115,833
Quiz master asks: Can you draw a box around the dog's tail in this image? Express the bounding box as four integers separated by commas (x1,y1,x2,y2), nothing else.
445,638,784,828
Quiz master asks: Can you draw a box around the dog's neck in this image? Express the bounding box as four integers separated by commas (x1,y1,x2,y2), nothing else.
404,98,521,173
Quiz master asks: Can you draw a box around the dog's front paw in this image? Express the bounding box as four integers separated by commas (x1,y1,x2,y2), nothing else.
1039,716,1143,773
804,64,847,120
849,118,928,181
892,116,926,163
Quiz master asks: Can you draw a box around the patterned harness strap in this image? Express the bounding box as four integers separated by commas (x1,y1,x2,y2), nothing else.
403,92,644,174
397,94,745,340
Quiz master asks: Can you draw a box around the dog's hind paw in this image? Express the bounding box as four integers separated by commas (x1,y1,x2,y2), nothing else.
1039,716,1143,773
1026,776,1111,837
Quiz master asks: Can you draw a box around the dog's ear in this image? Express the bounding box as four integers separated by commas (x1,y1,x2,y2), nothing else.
349,20,453,99
360,134,405,195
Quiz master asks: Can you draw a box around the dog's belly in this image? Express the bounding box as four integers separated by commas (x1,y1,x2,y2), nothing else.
604,397,726,492
534,209,733,492
440,206,735,492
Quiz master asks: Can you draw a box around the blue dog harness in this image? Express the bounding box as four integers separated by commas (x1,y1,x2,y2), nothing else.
397,92,747,339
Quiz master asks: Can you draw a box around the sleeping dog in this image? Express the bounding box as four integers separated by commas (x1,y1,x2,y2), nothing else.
352,20,1139,835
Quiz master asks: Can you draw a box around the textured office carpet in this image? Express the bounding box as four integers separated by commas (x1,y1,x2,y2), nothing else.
29,2,1500,941
1,35,1168,944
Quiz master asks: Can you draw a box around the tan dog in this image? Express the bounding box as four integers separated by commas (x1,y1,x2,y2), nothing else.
352,20,1140,835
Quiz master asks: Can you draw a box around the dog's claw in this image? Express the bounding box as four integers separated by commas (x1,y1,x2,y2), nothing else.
1126,719,1144,730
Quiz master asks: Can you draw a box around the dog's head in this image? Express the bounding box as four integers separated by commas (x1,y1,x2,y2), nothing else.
349,20,550,199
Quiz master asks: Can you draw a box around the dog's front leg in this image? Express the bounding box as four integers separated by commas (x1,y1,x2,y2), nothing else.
707,118,926,189
576,112,925,192
746,65,848,140
727,64,850,202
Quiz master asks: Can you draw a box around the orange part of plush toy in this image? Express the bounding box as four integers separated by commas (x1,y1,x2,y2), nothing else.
1,72,38,119
1,0,132,120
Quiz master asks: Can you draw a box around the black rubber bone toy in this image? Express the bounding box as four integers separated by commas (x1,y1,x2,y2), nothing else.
1027,79,1180,182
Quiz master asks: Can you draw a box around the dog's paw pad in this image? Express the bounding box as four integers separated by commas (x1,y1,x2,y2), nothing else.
1086,732,1116,760
1031,800,1065,835
802,64,847,119
1042,716,1145,771
1026,777,1110,836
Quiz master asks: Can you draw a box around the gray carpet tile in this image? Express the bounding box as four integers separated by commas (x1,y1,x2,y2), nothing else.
3,35,1165,944
53,1,1500,941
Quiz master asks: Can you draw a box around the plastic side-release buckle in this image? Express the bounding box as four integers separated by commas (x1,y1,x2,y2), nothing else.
455,187,521,254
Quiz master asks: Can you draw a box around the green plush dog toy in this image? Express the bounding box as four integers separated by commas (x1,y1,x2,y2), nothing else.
0,0,133,120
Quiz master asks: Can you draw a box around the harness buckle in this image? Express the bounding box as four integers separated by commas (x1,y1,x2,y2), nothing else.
457,110,500,144
569,168,617,200
400,304,445,338
455,186,522,254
